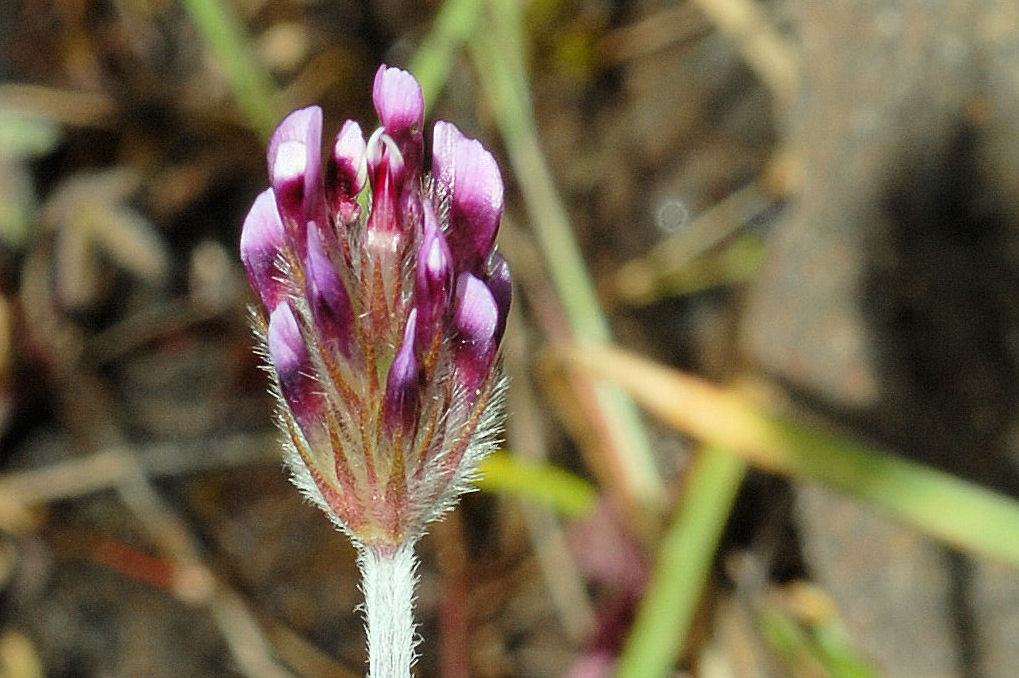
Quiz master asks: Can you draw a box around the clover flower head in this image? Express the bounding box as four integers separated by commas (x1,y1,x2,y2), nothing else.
241,65,511,549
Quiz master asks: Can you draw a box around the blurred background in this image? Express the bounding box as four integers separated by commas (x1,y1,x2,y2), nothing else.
2,0,1019,676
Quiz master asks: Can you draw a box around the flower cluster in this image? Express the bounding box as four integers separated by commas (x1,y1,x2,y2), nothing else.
241,65,510,549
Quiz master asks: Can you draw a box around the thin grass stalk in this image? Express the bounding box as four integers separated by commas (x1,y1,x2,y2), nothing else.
614,446,746,678
181,0,282,139
470,0,666,512
410,0,484,111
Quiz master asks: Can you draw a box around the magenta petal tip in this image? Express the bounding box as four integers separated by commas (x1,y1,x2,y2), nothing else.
453,272,498,348
432,122,504,272
268,301,326,440
452,272,499,392
372,65,424,136
384,308,420,434
240,188,287,310
485,251,512,343
268,106,325,236
326,120,368,220
268,107,322,171
417,204,452,299
305,223,355,358
413,203,453,353
267,301,304,375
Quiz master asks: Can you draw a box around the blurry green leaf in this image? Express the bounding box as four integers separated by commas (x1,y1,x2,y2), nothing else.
476,451,598,518
615,232,767,306
755,589,883,678
0,162,37,248
553,29,598,80
181,0,281,139
473,0,667,513
0,111,61,248
0,111,61,159
811,619,882,678
758,605,820,674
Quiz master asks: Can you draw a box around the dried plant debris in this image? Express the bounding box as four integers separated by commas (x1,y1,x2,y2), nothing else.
39,169,169,310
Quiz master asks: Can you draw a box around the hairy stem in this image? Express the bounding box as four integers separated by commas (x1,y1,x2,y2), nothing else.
359,542,418,678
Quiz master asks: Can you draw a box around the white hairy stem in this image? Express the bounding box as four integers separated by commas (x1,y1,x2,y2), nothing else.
359,542,418,678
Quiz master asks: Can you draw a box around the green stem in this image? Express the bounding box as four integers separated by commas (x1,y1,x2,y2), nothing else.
615,446,747,678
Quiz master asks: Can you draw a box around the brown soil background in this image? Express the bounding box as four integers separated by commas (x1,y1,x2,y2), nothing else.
2,1,1019,676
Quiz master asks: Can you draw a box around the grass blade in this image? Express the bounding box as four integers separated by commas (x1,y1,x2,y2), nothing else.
615,446,747,678
182,0,281,139
409,0,483,111
566,343,1019,567
476,451,598,519
470,0,666,511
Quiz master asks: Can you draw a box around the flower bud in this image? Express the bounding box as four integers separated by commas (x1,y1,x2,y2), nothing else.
365,129,407,254
325,119,368,225
267,301,323,439
304,222,355,360
243,65,511,548
485,251,513,345
432,121,504,274
240,188,287,310
413,203,453,359
452,272,499,393
267,106,325,257
372,65,424,172
384,309,420,436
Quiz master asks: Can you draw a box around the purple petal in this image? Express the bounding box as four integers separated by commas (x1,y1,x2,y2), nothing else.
418,203,453,293
267,302,304,377
365,129,405,239
431,121,503,273
365,128,405,187
485,250,512,344
305,222,355,360
240,188,287,310
384,308,420,435
372,65,424,141
413,202,453,354
453,272,498,345
267,106,325,252
325,119,367,223
267,107,321,179
372,65,424,177
268,301,323,435
430,120,458,198
452,272,499,391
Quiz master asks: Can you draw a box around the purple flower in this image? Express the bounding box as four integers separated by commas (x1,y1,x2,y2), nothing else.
241,65,510,547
